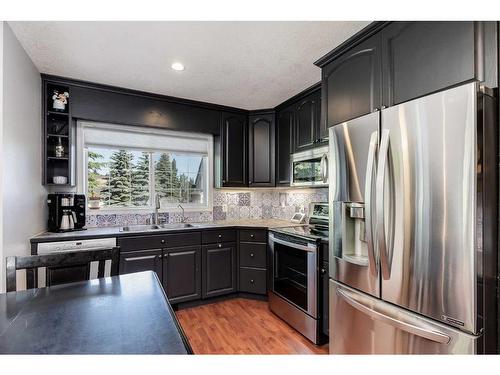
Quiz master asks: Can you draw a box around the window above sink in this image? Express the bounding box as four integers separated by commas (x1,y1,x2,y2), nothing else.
77,121,214,213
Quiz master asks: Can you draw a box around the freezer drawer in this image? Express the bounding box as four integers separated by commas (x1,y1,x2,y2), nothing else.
329,280,480,354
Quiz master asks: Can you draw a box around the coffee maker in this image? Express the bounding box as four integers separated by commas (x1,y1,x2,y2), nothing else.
47,193,86,232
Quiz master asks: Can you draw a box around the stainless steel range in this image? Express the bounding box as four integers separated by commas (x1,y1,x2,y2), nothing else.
268,202,328,344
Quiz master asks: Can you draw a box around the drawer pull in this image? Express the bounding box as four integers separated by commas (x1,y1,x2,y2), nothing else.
218,243,222,248
161,239,165,244
250,234,254,238
250,279,255,284
218,234,222,238
250,253,254,258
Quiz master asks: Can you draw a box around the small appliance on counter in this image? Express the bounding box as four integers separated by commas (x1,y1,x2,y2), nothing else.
47,193,86,232
268,202,329,345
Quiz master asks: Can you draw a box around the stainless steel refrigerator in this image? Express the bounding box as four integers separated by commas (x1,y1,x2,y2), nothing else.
328,82,498,354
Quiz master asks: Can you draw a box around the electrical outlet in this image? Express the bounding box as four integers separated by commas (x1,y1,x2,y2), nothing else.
222,204,228,213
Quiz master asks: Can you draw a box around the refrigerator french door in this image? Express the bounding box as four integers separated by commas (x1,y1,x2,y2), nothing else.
328,82,498,354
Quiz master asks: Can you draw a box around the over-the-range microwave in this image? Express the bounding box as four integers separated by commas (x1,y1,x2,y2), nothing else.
290,145,328,187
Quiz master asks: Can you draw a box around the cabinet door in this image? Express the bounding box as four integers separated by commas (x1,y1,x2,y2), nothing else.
381,21,478,106
119,249,163,280
202,243,237,298
294,91,321,152
248,112,275,187
221,112,247,187
276,105,294,185
322,33,382,127
163,246,201,304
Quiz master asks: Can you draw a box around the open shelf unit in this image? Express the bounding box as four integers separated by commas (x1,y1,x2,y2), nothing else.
43,81,75,186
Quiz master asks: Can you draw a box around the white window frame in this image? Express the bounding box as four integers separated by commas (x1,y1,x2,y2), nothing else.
77,121,213,213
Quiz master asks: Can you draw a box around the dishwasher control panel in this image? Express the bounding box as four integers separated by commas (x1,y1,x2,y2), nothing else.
37,238,117,254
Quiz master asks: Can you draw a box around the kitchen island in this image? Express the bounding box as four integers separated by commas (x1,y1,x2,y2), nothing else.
0,271,192,354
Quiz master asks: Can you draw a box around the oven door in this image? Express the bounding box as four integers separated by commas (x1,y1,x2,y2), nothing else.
269,233,318,318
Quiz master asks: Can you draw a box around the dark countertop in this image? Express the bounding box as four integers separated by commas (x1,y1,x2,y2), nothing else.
30,219,302,243
0,271,192,354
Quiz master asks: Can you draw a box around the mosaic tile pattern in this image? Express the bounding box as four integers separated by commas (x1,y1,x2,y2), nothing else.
86,188,328,227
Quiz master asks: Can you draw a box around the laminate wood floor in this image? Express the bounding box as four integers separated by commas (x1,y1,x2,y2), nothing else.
175,298,329,354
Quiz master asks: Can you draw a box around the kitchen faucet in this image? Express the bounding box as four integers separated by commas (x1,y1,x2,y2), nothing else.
178,204,187,223
152,193,161,225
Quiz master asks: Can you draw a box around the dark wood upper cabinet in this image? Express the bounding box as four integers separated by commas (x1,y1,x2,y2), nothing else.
248,112,275,187
162,246,201,304
220,112,247,187
202,243,237,299
276,105,294,186
381,21,480,106
321,33,382,127
294,90,322,152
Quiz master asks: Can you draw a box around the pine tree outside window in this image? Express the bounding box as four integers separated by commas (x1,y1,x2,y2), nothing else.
79,121,213,212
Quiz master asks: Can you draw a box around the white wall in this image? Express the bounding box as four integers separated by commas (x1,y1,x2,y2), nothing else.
1,23,46,292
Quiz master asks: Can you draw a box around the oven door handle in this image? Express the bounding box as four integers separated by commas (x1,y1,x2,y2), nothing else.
269,233,316,252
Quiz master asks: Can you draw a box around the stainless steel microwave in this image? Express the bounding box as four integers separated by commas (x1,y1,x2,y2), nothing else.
290,146,329,187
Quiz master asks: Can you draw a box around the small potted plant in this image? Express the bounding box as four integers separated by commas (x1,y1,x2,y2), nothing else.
52,90,69,111
88,193,101,209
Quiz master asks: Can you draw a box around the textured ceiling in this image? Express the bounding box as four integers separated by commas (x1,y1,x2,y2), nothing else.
9,21,369,110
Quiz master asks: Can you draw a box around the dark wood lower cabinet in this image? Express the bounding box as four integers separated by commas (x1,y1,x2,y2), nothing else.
163,246,201,304
202,243,237,299
119,249,163,280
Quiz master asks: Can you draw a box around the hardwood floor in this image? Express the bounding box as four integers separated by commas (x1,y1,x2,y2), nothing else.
175,298,329,354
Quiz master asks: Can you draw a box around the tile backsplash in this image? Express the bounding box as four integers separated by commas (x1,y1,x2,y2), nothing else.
86,188,328,228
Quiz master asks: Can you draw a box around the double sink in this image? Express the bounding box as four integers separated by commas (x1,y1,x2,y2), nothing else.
120,223,195,232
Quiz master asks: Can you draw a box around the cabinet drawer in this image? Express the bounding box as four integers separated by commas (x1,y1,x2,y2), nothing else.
239,242,267,268
202,229,237,244
239,267,266,295
239,229,267,243
118,235,166,251
164,232,201,248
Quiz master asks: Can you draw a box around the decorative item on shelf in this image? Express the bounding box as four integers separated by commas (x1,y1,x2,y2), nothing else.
52,176,68,185
55,137,65,158
51,90,69,112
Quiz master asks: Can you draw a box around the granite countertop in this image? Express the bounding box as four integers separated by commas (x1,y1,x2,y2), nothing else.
30,219,303,243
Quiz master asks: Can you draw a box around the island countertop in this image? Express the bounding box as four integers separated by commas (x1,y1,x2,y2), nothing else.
0,271,192,354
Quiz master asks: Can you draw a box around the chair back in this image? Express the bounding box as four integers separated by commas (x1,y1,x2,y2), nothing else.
6,247,120,292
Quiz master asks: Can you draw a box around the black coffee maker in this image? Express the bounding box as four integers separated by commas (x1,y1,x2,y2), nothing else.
47,193,86,232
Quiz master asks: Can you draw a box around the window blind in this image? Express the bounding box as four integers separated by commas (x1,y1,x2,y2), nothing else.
81,121,211,154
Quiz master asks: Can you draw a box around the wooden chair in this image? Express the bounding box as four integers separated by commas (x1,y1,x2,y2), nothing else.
5,247,120,292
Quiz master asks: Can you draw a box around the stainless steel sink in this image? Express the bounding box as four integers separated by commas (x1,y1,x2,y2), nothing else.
120,223,194,232
120,225,161,232
158,223,194,229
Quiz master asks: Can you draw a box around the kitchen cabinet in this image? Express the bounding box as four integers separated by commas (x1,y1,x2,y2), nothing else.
220,111,247,187
248,112,275,187
119,249,163,280
163,246,201,304
238,229,267,296
276,104,294,186
321,32,382,127
202,243,237,298
381,21,480,106
294,90,322,152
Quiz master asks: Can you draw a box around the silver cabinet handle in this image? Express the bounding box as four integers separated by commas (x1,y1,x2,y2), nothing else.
337,288,451,344
364,131,378,277
124,255,157,261
376,129,391,280
250,253,254,257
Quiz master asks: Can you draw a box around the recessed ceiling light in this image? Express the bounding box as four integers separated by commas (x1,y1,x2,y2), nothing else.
171,62,185,71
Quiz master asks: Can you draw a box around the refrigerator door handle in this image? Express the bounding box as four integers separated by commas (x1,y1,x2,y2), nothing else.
376,128,391,280
337,288,451,344
364,131,378,276
321,153,328,183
